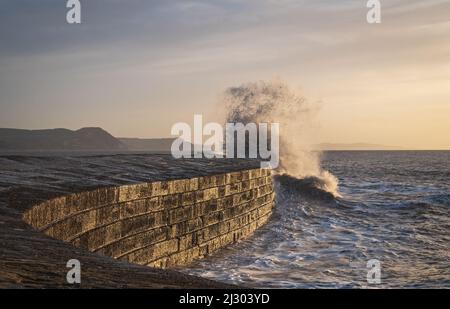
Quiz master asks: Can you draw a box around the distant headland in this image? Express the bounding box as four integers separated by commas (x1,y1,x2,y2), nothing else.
0,127,176,152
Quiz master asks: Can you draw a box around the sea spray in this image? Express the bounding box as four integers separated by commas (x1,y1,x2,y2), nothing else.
221,79,340,197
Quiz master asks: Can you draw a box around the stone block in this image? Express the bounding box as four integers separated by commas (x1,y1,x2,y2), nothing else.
96,204,120,225
202,211,222,226
229,171,242,183
187,178,199,191
168,206,194,224
118,184,140,202
120,199,147,219
225,182,242,196
199,175,217,189
169,179,187,194
181,191,195,206
215,174,227,186
178,233,194,251
118,227,168,256
126,239,179,265
145,196,161,211
80,209,97,232
121,214,150,237
203,187,219,201
161,194,180,208
217,195,234,209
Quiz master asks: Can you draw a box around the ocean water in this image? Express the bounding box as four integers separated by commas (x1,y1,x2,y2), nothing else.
180,151,450,288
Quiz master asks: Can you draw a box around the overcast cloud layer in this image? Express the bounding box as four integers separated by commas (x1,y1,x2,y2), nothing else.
0,0,449,149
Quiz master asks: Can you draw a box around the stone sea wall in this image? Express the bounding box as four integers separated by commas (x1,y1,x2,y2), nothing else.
23,168,274,269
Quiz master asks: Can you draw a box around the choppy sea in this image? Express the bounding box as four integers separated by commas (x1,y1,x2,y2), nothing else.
181,151,450,288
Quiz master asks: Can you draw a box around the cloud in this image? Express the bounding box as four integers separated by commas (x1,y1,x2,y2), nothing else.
0,0,449,148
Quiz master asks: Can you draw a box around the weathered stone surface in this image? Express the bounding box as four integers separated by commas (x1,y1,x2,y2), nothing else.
0,154,274,288
23,168,275,270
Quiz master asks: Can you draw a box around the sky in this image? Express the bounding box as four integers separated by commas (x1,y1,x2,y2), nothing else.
0,0,449,149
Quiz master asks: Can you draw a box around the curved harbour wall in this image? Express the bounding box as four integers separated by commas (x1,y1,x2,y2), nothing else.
23,168,274,269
